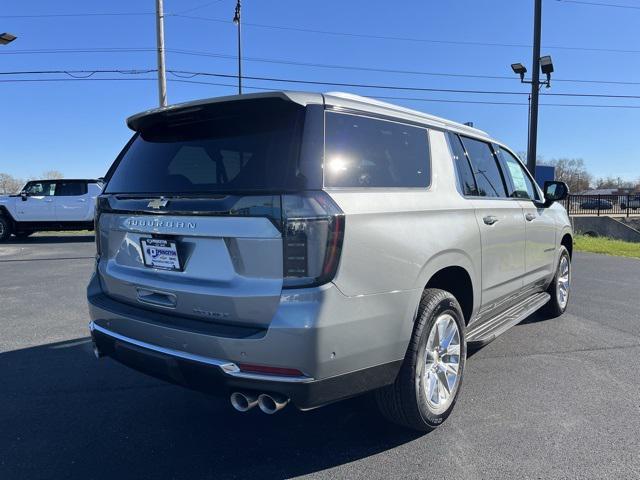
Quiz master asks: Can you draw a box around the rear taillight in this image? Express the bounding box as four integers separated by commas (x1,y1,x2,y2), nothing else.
281,192,344,288
94,196,109,259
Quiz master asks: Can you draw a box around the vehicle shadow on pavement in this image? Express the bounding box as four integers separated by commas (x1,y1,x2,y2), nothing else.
3,235,95,245
0,338,422,480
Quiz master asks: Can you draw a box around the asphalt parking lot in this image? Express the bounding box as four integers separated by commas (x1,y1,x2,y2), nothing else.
1,236,639,480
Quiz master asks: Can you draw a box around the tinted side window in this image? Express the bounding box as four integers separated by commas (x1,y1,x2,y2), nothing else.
56,181,87,196
447,132,478,196
460,137,507,198
24,181,56,196
324,112,430,188
495,148,539,201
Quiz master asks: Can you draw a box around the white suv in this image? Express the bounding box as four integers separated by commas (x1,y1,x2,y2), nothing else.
0,179,102,240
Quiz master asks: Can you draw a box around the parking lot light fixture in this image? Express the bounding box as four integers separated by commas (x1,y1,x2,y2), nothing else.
511,63,527,82
0,32,17,45
540,55,554,87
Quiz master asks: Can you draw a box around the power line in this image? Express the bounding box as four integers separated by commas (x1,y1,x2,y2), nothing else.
0,12,154,19
0,47,155,55
0,68,155,76
1,73,638,109
167,70,640,99
168,79,640,109
170,14,640,55
166,49,640,86
174,1,222,15
3,68,640,101
0,69,536,95
556,0,640,10
3,10,639,55
2,46,640,86
0,1,221,18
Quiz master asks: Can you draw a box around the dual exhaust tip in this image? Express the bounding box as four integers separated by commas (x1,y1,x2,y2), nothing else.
230,391,289,414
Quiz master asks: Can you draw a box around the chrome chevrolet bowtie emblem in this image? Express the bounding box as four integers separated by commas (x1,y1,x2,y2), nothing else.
147,198,169,209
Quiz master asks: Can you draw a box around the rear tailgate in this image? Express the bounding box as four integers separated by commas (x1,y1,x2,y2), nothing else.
97,211,283,328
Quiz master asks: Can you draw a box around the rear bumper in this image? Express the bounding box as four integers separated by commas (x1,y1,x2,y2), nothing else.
87,272,417,409
90,321,401,409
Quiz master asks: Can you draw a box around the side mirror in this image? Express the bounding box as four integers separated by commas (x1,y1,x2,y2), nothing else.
20,192,28,201
543,181,569,207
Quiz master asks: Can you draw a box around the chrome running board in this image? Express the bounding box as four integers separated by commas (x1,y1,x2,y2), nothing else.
466,292,550,344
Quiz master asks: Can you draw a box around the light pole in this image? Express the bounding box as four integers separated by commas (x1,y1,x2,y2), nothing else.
528,0,542,176
510,54,554,175
0,32,17,45
155,0,167,107
233,0,242,95
510,0,556,176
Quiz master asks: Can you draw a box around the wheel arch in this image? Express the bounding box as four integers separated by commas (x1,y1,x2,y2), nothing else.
561,232,573,258
416,250,479,326
0,205,16,226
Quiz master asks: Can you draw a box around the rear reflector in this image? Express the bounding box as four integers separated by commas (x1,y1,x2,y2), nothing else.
238,363,305,377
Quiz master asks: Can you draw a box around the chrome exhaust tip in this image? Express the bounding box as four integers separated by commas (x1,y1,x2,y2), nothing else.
257,393,289,414
230,392,259,412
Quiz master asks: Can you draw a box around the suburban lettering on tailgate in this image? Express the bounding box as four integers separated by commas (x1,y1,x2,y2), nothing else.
125,218,196,229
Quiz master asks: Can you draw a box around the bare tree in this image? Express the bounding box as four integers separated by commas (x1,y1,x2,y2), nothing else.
42,170,64,180
593,176,634,190
0,173,25,194
544,158,592,193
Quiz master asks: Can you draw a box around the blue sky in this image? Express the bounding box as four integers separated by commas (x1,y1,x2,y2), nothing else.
1,0,639,181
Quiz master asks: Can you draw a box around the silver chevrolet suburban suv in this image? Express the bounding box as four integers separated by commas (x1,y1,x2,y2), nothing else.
88,91,572,431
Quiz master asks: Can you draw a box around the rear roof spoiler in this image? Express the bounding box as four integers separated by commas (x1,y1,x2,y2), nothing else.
126,91,323,131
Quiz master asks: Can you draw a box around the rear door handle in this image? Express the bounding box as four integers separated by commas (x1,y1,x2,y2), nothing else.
483,215,499,225
78,198,87,202
525,213,536,221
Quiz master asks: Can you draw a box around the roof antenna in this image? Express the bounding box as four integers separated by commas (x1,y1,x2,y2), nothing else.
464,121,474,127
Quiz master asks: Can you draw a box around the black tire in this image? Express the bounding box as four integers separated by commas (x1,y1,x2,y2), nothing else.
14,231,33,238
0,216,11,242
542,245,571,318
375,288,466,432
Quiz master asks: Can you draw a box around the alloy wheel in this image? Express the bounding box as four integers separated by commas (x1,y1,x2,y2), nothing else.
423,313,461,412
557,255,570,310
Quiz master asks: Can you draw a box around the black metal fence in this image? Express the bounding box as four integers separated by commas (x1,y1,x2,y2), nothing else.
563,194,640,216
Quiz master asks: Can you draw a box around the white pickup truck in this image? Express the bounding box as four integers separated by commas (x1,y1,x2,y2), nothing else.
0,179,102,241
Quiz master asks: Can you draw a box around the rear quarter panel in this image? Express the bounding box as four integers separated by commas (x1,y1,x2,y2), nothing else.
326,129,482,323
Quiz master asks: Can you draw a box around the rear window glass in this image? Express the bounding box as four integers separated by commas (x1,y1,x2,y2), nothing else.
324,112,430,188
105,99,307,194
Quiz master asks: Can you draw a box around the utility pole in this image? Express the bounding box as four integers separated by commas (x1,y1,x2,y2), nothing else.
155,0,167,107
527,0,542,175
233,0,242,95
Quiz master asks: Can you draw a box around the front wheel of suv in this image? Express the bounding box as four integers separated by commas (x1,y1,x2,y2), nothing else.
0,217,11,242
543,245,571,318
375,288,466,432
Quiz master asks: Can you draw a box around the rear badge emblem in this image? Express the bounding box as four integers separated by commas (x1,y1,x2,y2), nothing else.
148,198,169,209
